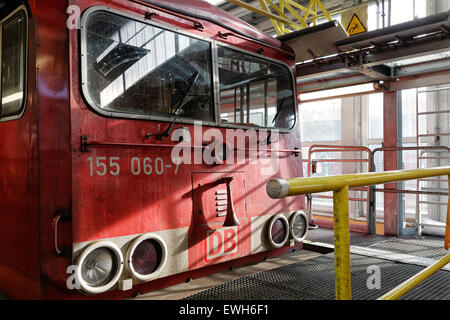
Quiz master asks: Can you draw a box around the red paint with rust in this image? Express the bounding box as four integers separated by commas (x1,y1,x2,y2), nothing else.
0,0,305,299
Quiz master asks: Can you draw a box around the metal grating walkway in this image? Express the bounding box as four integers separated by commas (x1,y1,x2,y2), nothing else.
184,228,450,300
306,227,386,246
184,252,449,300
306,228,448,260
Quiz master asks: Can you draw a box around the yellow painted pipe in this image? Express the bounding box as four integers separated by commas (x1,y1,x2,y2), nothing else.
266,0,301,27
267,167,450,199
316,0,332,21
378,253,450,300
333,186,352,300
226,0,303,30
258,0,282,36
313,0,317,25
278,0,309,28
303,0,316,22
282,0,315,15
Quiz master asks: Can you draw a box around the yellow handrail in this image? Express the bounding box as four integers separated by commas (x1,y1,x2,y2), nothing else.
377,253,450,300
266,166,450,300
267,167,450,198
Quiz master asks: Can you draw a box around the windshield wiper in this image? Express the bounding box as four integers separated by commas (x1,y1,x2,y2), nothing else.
260,97,288,145
158,71,200,139
272,97,287,125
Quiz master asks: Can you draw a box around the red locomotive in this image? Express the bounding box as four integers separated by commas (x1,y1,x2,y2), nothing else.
0,0,307,299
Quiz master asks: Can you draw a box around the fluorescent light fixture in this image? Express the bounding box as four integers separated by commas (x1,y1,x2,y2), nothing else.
299,83,376,102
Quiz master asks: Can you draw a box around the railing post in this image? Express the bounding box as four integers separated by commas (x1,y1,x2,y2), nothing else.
368,150,376,236
333,185,352,300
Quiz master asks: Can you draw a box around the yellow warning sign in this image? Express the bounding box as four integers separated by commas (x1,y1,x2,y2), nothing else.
346,13,367,36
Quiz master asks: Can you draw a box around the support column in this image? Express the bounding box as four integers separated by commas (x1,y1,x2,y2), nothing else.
383,91,399,236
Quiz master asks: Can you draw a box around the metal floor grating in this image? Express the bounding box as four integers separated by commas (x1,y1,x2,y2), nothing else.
133,250,322,300
306,227,387,246
366,237,448,260
184,228,449,300
184,252,450,300
306,227,448,260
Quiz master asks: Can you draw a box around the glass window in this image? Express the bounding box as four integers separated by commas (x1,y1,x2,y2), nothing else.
367,1,380,31
401,89,417,139
218,46,296,129
83,10,214,122
368,93,383,140
300,99,341,142
391,0,426,26
1,9,26,118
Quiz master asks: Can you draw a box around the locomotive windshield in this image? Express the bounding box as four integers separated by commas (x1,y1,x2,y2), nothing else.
218,47,296,129
83,10,215,122
82,9,295,130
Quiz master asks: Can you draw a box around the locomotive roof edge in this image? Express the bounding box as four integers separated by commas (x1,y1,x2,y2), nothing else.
135,0,294,54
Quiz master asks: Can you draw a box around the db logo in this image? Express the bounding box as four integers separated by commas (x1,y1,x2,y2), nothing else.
205,227,238,262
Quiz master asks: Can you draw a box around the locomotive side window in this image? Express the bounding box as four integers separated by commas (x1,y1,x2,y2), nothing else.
83,10,215,122
218,46,296,130
0,9,27,119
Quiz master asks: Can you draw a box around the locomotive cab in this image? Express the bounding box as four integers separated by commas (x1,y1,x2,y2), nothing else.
0,0,306,299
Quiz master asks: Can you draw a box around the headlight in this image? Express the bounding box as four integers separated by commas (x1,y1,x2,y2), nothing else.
289,211,308,242
267,214,289,248
81,248,117,286
76,241,123,294
127,234,167,281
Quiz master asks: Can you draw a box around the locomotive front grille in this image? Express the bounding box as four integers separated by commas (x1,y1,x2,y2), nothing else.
215,189,228,217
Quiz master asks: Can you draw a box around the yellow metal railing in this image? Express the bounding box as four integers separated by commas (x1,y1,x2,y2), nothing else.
225,0,332,36
377,253,450,300
266,166,450,300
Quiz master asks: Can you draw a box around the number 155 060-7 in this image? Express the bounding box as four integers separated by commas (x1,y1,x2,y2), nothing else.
87,156,181,177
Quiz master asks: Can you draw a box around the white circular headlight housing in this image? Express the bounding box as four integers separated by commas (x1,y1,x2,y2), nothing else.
75,241,123,294
267,214,290,248
289,211,308,242
126,234,168,281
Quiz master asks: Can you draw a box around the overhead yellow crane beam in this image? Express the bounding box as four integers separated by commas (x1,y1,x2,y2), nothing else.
225,0,333,36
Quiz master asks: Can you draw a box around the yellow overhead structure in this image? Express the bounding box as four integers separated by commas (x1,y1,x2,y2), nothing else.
226,0,332,36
